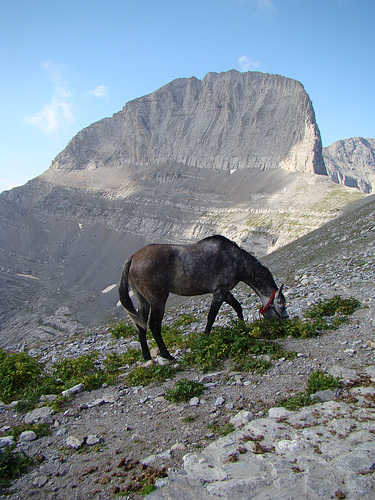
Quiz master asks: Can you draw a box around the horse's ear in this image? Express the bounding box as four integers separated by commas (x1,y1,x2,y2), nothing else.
278,284,284,294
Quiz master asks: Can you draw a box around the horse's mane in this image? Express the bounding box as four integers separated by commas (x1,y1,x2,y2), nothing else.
199,235,240,248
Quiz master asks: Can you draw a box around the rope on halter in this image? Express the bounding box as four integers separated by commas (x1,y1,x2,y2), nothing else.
259,289,277,319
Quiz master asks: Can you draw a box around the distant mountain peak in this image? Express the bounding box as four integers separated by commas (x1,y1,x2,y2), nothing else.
323,137,375,193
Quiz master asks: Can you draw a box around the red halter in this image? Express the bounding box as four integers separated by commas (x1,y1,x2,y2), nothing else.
259,289,277,318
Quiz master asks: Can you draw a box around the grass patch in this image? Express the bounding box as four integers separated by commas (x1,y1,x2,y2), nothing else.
52,352,108,391
4,423,50,442
232,356,272,374
109,322,136,339
305,296,360,318
125,364,177,387
0,445,33,488
278,370,343,410
165,379,205,403
149,318,196,352
0,346,146,410
172,314,198,327
181,295,360,372
307,370,343,394
182,415,198,423
0,350,44,404
207,422,235,436
182,322,293,372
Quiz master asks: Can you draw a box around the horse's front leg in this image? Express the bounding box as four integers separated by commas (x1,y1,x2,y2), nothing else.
225,292,244,323
204,290,228,334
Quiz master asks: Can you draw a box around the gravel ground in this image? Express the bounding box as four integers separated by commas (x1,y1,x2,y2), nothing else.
0,195,374,499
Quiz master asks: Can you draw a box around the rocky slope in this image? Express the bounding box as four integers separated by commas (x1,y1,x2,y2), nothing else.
0,189,374,499
323,137,375,193
0,70,367,349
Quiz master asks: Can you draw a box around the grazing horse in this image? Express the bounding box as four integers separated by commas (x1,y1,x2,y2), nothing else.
119,235,288,360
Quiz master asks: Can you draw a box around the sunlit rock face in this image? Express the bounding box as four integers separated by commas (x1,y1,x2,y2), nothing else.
51,70,326,176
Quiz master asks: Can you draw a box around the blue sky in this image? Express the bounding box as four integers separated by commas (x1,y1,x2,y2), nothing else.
1,0,374,193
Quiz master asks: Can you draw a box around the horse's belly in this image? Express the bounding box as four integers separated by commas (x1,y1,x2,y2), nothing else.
170,283,212,297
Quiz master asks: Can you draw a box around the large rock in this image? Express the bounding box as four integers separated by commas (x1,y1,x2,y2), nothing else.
51,70,325,175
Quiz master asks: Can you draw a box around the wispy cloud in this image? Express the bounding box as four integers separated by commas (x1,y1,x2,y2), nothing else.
24,62,74,135
255,0,277,12
89,85,109,98
24,98,73,135
238,55,260,71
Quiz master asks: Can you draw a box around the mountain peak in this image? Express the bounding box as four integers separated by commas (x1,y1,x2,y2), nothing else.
50,70,326,176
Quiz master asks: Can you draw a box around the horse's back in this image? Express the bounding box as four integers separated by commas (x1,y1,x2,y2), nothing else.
130,244,177,279
130,237,242,298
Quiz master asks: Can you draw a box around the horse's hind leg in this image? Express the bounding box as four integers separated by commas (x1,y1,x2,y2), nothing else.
225,292,244,323
149,302,174,360
134,292,151,360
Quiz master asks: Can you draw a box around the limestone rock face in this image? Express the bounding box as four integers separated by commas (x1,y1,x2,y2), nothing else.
323,137,375,193
51,70,325,175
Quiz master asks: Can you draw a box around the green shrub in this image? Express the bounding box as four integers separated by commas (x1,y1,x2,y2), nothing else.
0,445,33,487
0,350,44,404
125,364,177,387
165,378,205,403
183,322,292,372
207,422,235,436
52,352,107,391
172,314,197,327
307,370,343,394
103,350,141,374
304,296,360,319
232,356,272,374
109,322,136,339
278,370,343,410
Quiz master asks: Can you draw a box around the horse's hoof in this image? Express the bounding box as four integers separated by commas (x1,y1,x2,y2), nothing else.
161,355,175,362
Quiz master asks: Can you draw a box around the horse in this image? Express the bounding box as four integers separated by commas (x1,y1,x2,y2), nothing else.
119,235,288,360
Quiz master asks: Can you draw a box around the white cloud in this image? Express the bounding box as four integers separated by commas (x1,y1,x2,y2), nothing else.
24,96,73,135
89,85,109,98
238,55,260,71
24,62,74,135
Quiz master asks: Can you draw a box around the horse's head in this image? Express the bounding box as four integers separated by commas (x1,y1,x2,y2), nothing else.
262,285,289,320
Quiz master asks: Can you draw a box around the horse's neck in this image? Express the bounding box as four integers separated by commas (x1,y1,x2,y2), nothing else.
243,253,276,304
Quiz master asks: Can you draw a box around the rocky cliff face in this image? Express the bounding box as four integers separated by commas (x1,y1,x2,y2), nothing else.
0,71,365,347
51,70,326,175
323,137,375,193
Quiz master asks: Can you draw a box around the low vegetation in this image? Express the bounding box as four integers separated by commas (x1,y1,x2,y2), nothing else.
125,364,176,387
0,446,34,488
165,379,205,403
0,296,360,409
278,369,343,410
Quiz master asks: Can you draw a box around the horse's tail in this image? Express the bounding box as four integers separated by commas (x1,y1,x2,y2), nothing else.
118,258,147,330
